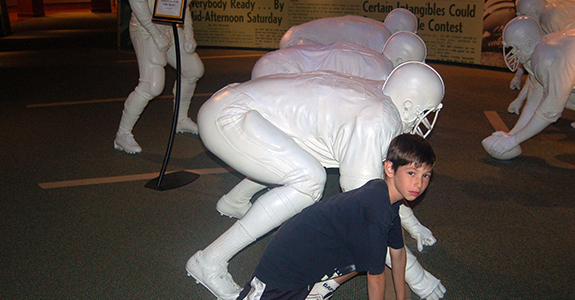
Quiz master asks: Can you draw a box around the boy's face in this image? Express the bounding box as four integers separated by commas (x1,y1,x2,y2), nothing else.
384,161,433,202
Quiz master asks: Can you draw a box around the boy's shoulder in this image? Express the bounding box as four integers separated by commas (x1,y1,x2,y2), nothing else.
358,178,388,194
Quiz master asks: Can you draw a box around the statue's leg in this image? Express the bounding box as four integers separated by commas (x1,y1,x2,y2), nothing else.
189,107,326,300
167,38,205,134
216,178,267,218
115,27,166,153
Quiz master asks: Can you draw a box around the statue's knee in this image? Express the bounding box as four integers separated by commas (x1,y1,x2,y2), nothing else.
302,168,327,202
135,80,164,98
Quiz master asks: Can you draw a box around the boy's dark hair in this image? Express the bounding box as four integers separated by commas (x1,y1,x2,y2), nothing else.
385,134,436,172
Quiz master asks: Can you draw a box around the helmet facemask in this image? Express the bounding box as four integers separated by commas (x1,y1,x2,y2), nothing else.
503,41,521,72
408,103,443,138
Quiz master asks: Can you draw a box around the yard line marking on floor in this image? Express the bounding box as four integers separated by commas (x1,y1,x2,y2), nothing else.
38,167,235,189
484,111,510,132
115,53,265,63
26,93,213,108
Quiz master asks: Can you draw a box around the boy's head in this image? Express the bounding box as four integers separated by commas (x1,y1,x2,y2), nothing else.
385,134,436,172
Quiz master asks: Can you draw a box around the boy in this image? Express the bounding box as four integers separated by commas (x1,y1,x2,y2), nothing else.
236,134,436,300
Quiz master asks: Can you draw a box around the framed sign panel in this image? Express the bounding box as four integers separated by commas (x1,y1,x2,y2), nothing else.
152,0,187,24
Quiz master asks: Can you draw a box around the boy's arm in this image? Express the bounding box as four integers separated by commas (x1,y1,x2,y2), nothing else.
367,271,386,300
390,247,407,300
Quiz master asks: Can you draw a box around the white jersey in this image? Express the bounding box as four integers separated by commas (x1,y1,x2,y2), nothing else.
539,1,575,34
252,41,394,81
529,28,575,122
204,71,403,191
279,15,392,53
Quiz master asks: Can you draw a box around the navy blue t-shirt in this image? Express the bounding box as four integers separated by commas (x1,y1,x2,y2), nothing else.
253,179,403,291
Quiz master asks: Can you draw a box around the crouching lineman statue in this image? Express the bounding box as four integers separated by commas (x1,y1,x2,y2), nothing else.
279,8,417,53
187,62,446,300
113,0,204,154
252,31,427,81
483,16,575,160
508,0,575,107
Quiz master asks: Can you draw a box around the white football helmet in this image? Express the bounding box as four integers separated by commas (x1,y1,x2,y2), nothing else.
383,8,418,33
382,31,427,67
516,0,547,21
502,16,543,72
383,61,445,138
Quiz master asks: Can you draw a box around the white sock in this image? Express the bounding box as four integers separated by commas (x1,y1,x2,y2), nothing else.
203,221,255,264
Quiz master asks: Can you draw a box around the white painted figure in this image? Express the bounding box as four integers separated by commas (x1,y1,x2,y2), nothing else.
539,0,575,34
509,0,575,90
279,10,418,53
483,16,575,159
186,62,445,300
252,41,394,81
114,0,204,154
253,31,426,81
515,0,548,21
251,32,440,300
279,15,392,52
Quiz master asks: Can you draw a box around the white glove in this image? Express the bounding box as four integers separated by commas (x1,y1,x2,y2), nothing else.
412,224,437,252
422,282,447,300
509,76,522,90
403,247,446,299
489,132,517,158
399,205,436,251
152,32,171,52
183,36,197,53
507,97,524,115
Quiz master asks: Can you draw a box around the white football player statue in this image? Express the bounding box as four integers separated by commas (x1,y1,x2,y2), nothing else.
253,31,426,81
186,62,446,300
508,0,575,90
483,16,575,160
113,0,204,154
279,8,418,53
250,32,441,300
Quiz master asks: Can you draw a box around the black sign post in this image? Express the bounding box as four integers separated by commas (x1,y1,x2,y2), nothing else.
145,0,199,191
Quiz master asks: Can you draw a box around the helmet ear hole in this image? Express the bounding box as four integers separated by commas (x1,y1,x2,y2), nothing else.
404,100,413,111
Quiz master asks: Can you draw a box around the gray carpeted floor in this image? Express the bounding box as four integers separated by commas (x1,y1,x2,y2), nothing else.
1,9,574,300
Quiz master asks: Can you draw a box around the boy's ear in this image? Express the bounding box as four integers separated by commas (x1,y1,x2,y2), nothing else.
384,160,395,178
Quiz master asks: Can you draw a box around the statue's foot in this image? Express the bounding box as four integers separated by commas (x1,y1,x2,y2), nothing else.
176,118,199,135
114,132,142,154
186,251,241,300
